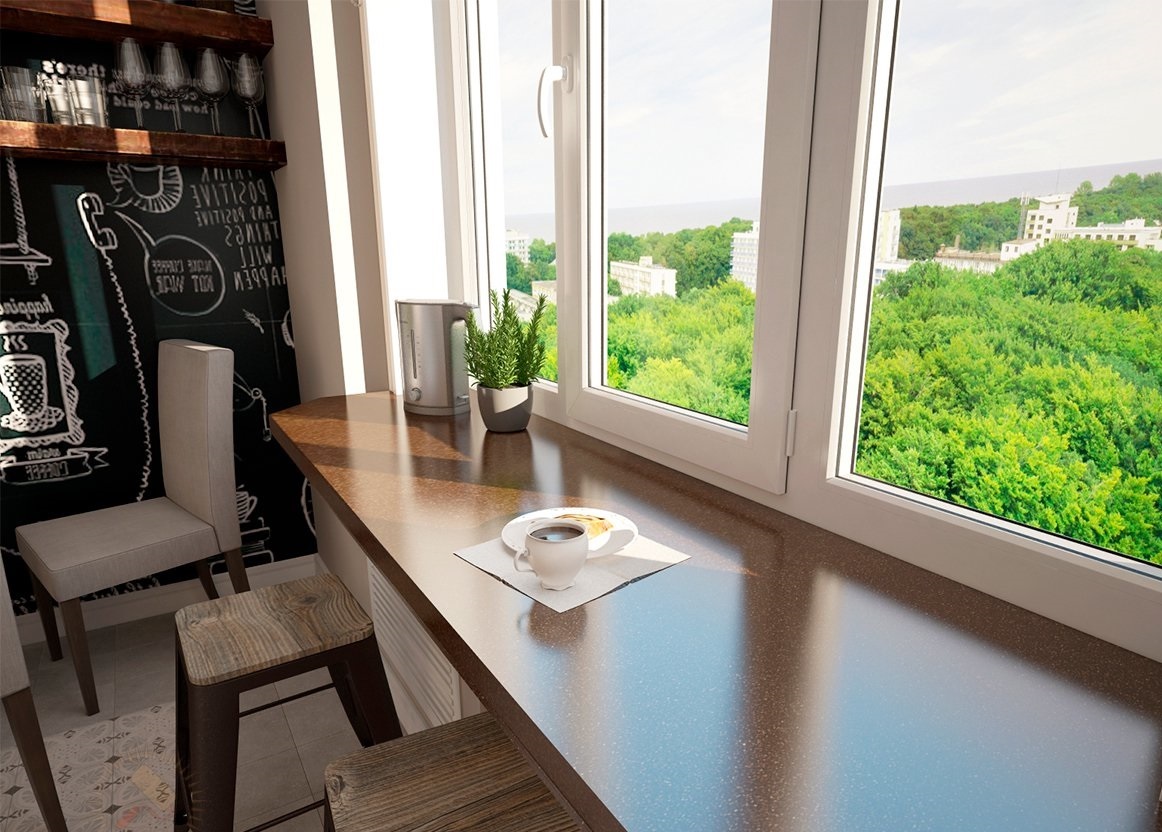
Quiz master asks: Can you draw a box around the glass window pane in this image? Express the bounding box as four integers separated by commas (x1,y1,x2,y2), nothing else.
497,0,557,380
601,1,771,425
855,0,1162,568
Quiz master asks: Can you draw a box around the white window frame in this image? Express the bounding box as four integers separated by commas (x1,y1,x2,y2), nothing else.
453,0,1161,660
469,0,819,495
781,0,1160,660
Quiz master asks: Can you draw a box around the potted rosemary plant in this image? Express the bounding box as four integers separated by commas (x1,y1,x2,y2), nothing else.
464,289,548,432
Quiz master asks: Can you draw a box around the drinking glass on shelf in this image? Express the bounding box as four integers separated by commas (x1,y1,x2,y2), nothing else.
0,67,47,123
66,78,108,127
194,48,230,135
153,42,190,131
114,38,151,128
40,74,74,125
231,53,265,139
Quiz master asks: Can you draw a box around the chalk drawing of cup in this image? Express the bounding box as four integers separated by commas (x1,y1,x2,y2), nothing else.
236,488,258,524
0,353,64,433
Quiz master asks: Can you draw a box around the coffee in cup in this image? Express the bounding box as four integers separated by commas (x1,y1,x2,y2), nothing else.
513,518,589,590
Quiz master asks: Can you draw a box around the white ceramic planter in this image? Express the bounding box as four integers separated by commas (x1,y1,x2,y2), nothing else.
475,384,532,432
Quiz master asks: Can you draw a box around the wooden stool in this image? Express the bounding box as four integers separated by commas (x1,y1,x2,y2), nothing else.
174,574,402,831
324,712,579,832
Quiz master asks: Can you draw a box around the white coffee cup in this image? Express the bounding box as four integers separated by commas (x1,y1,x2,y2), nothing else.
513,518,589,590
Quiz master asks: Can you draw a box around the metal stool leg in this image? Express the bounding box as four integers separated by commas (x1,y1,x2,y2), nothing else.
174,634,191,830
341,637,402,746
184,681,240,831
328,662,371,747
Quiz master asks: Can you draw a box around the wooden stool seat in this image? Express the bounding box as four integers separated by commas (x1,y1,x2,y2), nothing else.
325,712,578,832
174,573,401,831
177,573,372,685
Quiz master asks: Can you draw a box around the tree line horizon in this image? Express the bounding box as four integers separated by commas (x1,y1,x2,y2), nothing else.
512,173,1161,565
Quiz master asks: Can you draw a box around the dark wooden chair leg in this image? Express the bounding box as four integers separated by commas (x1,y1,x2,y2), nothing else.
185,681,240,831
322,797,337,832
59,598,99,715
329,662,374,748
30,574,62,662
2,688,67,832
223,548,250,594
194,559,219,600
342,637,402,746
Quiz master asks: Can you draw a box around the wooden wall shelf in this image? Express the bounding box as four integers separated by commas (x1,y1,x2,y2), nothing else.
0,121,286,170
0,0,274,56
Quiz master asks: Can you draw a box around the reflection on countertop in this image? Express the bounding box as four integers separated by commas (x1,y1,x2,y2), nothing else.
272,393,1162,832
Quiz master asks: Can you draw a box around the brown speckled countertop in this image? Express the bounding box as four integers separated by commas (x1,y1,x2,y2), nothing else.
271,393,1162,832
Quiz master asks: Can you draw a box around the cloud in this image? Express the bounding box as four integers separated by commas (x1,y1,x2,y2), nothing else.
493,0,1161,213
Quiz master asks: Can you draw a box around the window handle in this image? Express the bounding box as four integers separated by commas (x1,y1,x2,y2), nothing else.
537,58,572,138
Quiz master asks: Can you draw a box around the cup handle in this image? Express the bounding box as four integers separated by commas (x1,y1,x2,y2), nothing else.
590,528,636,558
513,546,535,573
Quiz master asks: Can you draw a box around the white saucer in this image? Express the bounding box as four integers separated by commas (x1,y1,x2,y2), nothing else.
501,507,638,558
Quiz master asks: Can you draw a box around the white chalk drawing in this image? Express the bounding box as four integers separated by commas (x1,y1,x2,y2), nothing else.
0,445,109,486
280,309,294,349
0,319,84,452
233,373,271,441
0,354,64,433
234,486,274,568
236,487,258,524
300,477,315,537
1,545,37,614
115,212,227,318
0,157,53,285
106,163,184,213
243,308,265,333
0,318,109,486
78,193,153,500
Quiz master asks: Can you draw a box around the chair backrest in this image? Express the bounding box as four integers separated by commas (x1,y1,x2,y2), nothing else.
1,558,30,698
158,340,242,552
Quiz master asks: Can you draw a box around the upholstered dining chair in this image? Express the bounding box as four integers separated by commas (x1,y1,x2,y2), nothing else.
15,340,250,715
2,557,67,832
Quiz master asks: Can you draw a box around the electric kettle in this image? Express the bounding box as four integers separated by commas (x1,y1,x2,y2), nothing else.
396,299,475,415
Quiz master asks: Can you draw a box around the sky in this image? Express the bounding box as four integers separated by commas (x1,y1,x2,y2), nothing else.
497,0,1162,216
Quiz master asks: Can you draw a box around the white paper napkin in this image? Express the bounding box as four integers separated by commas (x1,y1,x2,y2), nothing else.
454,535,690,613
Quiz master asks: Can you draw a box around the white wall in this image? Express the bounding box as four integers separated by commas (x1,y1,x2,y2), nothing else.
363,0,458,391
261,0,397,610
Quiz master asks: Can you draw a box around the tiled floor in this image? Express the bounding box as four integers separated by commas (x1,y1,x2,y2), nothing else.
0,614,363,831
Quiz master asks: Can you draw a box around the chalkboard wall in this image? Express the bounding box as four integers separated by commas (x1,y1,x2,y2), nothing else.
1,35,311,614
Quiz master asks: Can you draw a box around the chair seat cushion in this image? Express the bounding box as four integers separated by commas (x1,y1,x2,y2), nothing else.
16,497,220,601
325,712,578,831
176,574,374,685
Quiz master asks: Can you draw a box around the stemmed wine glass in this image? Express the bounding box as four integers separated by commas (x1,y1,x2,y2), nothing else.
114,38,151,128
194,48,230,135
231,54,265,139
153,42,190,131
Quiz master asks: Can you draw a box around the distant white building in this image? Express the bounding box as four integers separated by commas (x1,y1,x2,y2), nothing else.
1021,193,1078,245
1000,238,1039,261
934,246,1001,274
506,230,530,264
871,260,910,287
871,209,910,286
730,222,760,291
507,288,539,320
875,209,901,263
530,280,557,305
1052,217,1162,251
999,194,1162,261
999,194,1161,261
610,256,676,297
